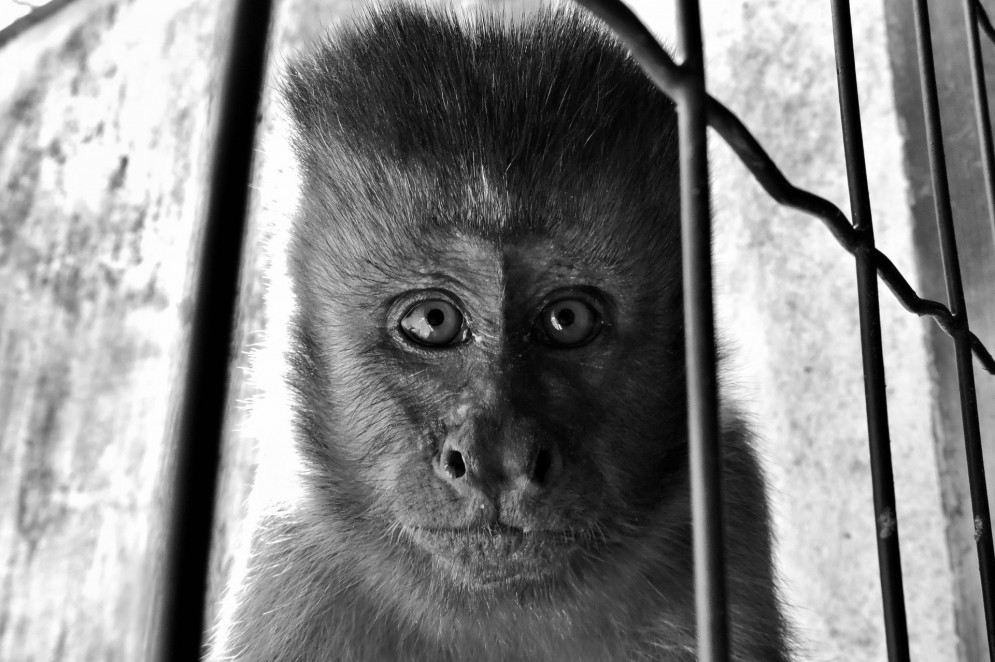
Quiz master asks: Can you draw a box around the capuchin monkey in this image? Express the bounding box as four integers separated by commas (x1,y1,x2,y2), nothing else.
212,4,790,661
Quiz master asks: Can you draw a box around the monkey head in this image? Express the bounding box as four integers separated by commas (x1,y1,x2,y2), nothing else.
279,6,693,609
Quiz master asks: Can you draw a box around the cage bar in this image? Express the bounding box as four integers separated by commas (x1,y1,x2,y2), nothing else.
979,0,995,42
964,0,995,248
674,0,730,659
153,1,274,660
910,0,995,657
829,2,911,660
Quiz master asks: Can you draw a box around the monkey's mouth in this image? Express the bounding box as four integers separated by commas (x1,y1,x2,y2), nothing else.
407,525,583,587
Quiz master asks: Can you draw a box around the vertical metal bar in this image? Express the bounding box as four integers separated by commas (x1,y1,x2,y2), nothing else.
963,0,995,248
829,2,911,659
675,1,728,660
153,0,274,660
910,0,995,657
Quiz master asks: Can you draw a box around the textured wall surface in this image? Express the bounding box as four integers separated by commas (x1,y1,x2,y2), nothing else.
0,0,235,658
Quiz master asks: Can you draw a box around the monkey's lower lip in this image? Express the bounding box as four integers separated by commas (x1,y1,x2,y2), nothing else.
406,525,581,586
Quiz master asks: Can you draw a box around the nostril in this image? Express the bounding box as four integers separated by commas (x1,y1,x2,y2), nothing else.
532,448,553,485
444,449,466,479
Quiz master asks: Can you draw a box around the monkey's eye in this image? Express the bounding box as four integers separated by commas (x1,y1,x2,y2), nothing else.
399,300,466,347
536,298,602,348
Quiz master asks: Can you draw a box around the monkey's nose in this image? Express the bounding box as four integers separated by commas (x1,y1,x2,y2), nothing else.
436,435,561,497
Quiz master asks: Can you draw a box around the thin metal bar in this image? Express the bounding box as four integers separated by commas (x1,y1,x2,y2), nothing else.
910,0,995,657
979,0,995,42
153,0,274,660
674,1,729,659
830,2,910,659
0,0,78,49
964,0,995,249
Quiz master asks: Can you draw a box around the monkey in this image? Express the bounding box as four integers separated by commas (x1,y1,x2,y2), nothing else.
210,4,791,661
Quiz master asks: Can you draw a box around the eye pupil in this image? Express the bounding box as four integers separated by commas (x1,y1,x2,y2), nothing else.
554,308,575,328
426,308,445,327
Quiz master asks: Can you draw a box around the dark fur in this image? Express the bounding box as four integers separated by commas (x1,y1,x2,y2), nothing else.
214,5,789,661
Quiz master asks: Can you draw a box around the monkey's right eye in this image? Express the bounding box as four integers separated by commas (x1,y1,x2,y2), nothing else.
535,298,602,348
399,300,466,347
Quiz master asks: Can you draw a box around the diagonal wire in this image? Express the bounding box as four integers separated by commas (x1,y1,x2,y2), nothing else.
573,0,995,376
965,0,995,260
978,0,995,42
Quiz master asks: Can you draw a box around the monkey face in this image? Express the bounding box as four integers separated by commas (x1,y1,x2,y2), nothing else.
287,198,690,600
381,237,626,587
281,6,690,606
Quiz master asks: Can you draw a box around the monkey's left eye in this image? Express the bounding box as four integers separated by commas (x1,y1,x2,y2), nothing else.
399,300,466,347
536,298,602,348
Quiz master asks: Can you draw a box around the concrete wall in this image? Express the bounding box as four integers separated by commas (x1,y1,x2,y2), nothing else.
0,0,238,658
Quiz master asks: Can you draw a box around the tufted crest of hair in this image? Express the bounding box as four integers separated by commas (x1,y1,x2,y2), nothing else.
280,3,680,274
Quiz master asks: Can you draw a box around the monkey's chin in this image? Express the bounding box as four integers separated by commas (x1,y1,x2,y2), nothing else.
405,525,581,591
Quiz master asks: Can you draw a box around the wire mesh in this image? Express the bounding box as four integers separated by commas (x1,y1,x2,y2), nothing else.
574,0,995,659
910,0,995,656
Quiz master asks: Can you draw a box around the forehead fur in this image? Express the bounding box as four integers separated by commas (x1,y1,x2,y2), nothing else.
282,3,680,274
